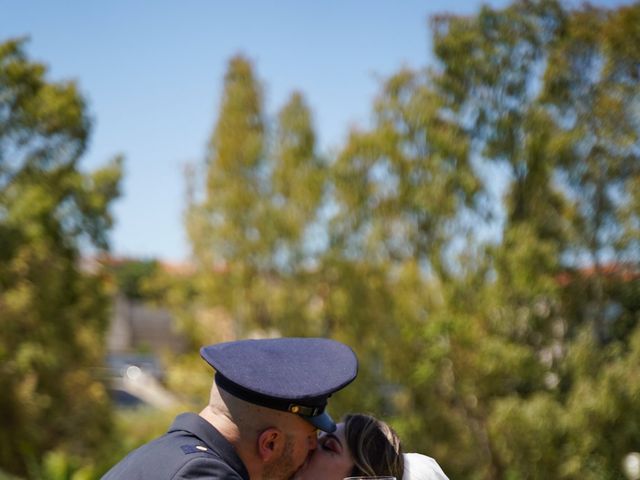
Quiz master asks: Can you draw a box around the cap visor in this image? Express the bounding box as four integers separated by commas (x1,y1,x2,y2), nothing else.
306,411,336,433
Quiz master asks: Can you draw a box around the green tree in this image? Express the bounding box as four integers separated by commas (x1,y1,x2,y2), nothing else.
431,1,640,478
106,258,160,301
186,55,270,339
331,68,480,275
176,3,639,478
323,67,484,451
542,3,640,344
0,38,122,476
186,57,329,342
271,91,326,268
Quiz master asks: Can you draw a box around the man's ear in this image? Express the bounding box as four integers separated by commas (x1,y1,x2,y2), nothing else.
257,427,284,462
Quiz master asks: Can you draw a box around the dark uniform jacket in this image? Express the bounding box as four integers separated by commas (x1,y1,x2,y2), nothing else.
101,413,250,480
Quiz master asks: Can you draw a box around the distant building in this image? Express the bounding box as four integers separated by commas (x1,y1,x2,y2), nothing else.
106,294,188,355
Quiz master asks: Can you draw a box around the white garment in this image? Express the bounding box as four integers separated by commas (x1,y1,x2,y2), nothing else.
402,453,449,480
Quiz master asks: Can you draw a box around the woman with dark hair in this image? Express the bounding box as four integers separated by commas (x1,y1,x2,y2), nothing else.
294,413,448,480
294,413,403,479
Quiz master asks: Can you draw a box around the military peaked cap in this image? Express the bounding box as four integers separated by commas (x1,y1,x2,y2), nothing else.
200,337,358,432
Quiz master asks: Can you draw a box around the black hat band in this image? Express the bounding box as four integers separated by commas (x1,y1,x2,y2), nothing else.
215,373,327,418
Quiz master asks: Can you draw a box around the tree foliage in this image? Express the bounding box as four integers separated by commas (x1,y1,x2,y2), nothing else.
0,38,122,477
185,56,327,339
178,2,640,479
428,1,640,478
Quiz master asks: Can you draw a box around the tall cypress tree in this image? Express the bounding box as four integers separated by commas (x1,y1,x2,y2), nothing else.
186,58,328,339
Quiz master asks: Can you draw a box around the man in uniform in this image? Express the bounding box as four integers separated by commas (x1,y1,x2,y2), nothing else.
102,337,358,479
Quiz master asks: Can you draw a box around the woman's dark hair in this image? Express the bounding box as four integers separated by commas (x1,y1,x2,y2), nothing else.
343,413,404,479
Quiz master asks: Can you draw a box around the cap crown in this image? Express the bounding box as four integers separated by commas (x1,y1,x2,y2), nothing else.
200,337,358,405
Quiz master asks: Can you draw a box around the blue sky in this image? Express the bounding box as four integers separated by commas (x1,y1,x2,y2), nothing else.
1,0,631,261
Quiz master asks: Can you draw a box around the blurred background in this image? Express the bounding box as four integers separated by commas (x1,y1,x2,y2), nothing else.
1,1,640,479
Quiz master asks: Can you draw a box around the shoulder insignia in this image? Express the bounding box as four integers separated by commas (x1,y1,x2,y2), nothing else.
180,445,210,454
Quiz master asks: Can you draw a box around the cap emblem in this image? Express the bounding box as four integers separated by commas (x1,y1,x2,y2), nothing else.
288,403,323,416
